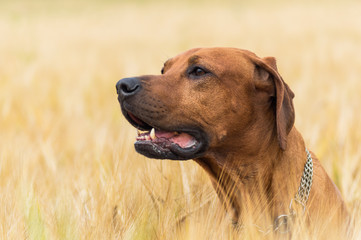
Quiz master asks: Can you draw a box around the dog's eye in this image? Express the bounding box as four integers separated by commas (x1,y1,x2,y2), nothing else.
189,67,207,77
161,67,164,74
195,68,206,76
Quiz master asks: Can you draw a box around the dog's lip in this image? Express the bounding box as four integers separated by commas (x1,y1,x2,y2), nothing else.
121,103,152,131
133,129,206,160
126,111,153,131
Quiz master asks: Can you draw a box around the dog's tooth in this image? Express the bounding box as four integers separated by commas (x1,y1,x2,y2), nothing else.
150,128,156,140
145,135,150,141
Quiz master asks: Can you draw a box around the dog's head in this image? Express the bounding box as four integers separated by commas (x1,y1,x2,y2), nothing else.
116,48,294,160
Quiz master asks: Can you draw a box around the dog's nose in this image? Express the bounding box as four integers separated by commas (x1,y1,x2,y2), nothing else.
116,77,141,97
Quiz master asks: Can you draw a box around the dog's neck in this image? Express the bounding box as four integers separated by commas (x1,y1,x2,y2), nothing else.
195,128,307,224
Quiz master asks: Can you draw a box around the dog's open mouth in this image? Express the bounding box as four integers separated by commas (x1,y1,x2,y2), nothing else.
137,129,197,149
125,111,207,160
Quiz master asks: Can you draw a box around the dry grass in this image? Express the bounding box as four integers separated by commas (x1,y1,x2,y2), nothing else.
1,0,361,239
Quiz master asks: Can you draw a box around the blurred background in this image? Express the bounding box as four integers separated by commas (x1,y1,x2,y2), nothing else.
0,0,360,239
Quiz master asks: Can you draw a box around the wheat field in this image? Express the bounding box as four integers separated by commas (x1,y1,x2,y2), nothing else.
0,0,361,239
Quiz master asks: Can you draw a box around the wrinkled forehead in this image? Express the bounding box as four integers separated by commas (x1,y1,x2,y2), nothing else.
163,48,257,76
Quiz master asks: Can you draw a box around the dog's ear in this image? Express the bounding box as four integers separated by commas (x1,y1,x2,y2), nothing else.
252,56,295,150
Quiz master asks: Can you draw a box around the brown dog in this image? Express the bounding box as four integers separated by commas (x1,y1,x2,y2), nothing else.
116,48,348,235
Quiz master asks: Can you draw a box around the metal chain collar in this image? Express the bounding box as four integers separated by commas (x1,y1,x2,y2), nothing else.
293,148,313,211
236,148,314,235
273,148,313,233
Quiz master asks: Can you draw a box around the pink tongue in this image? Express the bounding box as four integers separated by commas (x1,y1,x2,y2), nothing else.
171,133,196,148
155,130,196,148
